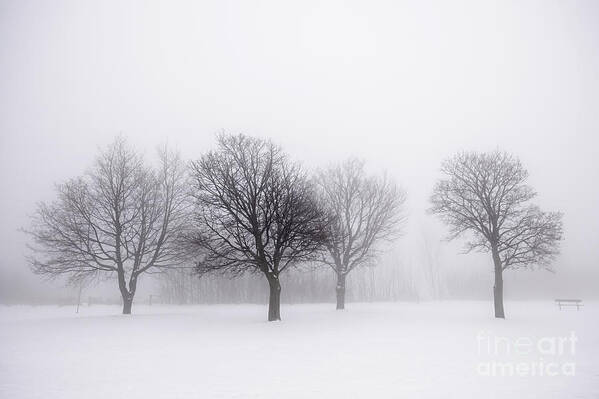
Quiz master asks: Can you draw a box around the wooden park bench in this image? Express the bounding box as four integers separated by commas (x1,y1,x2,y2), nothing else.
555,299,583,310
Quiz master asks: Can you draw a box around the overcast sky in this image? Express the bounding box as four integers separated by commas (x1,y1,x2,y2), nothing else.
1,0,598,301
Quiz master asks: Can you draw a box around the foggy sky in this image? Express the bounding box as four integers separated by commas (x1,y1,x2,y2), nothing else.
1,0,598,302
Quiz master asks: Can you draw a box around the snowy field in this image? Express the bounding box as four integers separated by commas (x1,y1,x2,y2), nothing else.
1,301,598,399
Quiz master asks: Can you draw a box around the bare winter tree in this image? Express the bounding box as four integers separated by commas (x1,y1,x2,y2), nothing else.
188,133,328,321
430,151,563,318
26,138,189,314
314,159,406,310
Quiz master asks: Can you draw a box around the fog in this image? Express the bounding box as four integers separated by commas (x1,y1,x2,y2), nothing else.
1,0,598,304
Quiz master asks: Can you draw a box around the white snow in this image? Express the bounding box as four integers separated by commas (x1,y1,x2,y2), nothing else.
1,301,597,398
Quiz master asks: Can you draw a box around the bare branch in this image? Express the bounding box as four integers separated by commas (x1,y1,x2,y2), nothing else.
314,158,406,277
186,133,328,280
429,150,563,272
25,137,190,313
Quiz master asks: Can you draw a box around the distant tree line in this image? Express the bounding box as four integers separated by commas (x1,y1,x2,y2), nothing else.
26,133,563,320
157,257,436,306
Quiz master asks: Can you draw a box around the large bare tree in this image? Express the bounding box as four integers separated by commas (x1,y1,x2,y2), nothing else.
315,158,406,309
27,138,189,314
430,151,563,318
188,133,327,321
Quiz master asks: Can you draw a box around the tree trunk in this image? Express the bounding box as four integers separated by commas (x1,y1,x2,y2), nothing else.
267,275,281,321
493,271,505,318
118,271,138,315
492,248,505,319
336,272,346,310
116,267,134,315
122,296,133,314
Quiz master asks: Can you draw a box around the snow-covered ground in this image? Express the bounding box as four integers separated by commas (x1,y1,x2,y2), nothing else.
1,301,597,398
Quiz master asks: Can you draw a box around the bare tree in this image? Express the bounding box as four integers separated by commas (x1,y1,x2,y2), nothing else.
430,151,563,318
314,159,406,309
26,138,189,314
187,133,327,321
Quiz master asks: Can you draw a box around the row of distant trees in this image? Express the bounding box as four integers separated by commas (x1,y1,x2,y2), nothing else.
158,258,444,305
26,133,563,320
